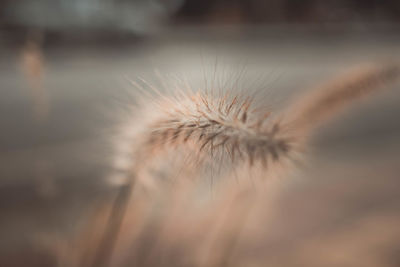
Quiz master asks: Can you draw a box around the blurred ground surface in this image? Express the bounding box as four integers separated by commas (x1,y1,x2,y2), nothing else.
1,26,400,266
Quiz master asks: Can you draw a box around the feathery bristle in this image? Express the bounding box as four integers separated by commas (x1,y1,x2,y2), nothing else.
133,91,294,172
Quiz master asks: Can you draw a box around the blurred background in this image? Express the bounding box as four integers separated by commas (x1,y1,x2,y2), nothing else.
1,1,400,266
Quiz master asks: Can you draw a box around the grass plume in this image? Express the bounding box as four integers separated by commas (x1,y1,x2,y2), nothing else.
91,62,400,267
287,63,400,133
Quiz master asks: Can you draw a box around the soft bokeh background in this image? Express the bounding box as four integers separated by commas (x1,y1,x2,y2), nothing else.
1,1,400,266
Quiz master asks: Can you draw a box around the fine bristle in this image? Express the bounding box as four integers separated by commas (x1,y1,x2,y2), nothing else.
137,92,293,170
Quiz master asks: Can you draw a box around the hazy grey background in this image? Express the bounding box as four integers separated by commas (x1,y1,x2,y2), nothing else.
1,1,400,266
